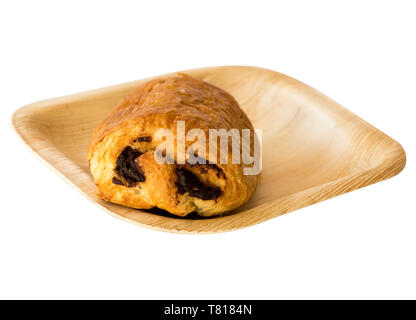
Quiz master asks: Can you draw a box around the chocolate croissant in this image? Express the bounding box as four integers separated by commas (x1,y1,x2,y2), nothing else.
88,73,259,217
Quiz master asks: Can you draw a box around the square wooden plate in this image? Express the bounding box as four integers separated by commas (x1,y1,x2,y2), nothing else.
12,66,406,233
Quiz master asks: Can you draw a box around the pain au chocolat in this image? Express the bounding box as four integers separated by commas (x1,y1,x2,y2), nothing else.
88,73,259,217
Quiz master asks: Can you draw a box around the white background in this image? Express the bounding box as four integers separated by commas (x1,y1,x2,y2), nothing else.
1,1,415,299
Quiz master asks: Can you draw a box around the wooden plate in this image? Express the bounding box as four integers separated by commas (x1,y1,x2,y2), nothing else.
12,66,406,233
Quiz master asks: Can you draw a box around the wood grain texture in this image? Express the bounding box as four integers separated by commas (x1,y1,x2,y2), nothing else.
12,66,406,233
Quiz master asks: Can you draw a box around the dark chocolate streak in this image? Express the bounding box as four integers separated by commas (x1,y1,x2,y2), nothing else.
114,146,145,187
188,158,225,178
202,163,224,178
176,168,221,200
112,177,124,185
132,136,152,143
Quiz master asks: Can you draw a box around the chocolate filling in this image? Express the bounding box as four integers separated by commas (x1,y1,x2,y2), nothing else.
114,146,145,187
187,158,225,178
176,168,221,200
200,163,224,178
112,177,124,185
132,136,152,143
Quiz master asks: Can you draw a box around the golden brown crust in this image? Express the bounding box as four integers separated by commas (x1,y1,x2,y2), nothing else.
88,73,259,217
